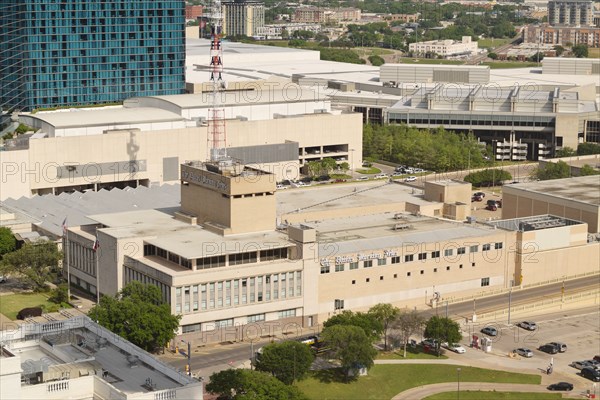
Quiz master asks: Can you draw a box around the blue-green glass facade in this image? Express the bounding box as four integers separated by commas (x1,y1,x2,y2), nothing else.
0,1,185,112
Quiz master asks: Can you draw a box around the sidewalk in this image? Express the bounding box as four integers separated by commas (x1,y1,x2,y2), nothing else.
392,382,554,400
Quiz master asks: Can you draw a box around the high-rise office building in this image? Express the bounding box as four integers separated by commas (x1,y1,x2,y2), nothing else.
0,1,186,112
548,0,594,27
222,0,264,37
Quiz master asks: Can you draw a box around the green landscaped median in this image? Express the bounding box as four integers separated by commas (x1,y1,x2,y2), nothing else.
424,392,562,400
377,348,448,360
0,293,68,320
296,365,541,400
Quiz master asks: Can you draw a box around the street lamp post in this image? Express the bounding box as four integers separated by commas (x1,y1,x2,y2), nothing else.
492,140,497,194
350,149,355,178
457,368,461,400
181,339,192,376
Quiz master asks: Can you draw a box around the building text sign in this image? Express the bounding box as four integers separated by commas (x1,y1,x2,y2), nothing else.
182,169,228,191
320,250,398,267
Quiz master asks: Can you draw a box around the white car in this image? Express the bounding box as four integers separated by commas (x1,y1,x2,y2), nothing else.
374,174,388,179
356,176,369,181
276,184,287,190
442,342,466,354
404,176,417,182
517,321,537,331
514,348,533,358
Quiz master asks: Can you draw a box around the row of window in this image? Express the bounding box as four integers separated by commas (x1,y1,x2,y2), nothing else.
181,309,297,333
145,244,289,270
173,272,303,314
124,266,171,304
64,238,97,277
321,243,503,274
389,114,555,128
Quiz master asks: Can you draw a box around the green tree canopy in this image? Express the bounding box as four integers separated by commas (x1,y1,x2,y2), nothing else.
368,54,385,66
323,310,383,342
0,241,62,290
533,160,570,181
206,369,307,400
572,44,588,58
555,146,576,157
320,324,378,380
424,316,462,356
463,168,512,186
368,303,400,351
0,227,17,258
88,282,181,352
255,341,314,384
393,310,426,358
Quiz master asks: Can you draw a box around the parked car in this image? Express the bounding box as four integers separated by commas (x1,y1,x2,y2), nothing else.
539,344,559,354
514,348,534,358
594,355,600,362
471,195,483,202
474,191,485,198
517,321,538,331
442,342,466,354
571,360,593,370
404,176,417,182
422,338,439,348
486,204,498,211
480,326,498,336
276,184,287,190
547,382,574,391
581,366,600,381
356,176,369,181
374,173,388,179
548,342,567,353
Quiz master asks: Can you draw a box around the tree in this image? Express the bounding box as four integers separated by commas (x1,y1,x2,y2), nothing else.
553,45,565,56
487,52,498,60
339,162,350,173
533,160,570,180
368,303,400,351
49,284,69,304
555,146,576,158
323,310,383,342
320,325,377,380
368,55,385,66
0,241,62,291
393,310,426,358
88,281,181,352
255,341,315,384
206,369,307,400
572,44,588,58
579,164,600,176
463,168,512,187
0,227,16,258
423,316,462,356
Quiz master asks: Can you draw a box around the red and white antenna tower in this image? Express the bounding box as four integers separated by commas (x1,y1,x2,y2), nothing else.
208,0,227,161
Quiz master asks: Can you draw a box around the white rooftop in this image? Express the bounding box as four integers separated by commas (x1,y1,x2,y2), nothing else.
27,107,185,129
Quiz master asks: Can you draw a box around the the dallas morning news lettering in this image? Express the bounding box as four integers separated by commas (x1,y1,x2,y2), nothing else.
182,170,228,191
320,250,399,267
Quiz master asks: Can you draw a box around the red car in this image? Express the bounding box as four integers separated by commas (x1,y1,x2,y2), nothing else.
471,195,483,202
486,204,498,211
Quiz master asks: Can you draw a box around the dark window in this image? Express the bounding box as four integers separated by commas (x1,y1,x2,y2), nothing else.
418,252,427,261
481,277,490,286
405,254,414,262
391,256,401,264
431,251,440,258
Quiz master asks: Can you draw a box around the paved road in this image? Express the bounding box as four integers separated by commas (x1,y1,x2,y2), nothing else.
163,275,598,378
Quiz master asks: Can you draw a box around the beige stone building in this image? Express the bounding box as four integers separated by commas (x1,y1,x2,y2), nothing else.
51,168,599,343
502,175,600,233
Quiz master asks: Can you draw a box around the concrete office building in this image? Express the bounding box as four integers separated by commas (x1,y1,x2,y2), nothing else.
222,0,265,37
0,89,362,200
4,170,598,341
542,57,600,75
548,0,594,26
502,175,600,233
0,310,202,400
0,1,185,112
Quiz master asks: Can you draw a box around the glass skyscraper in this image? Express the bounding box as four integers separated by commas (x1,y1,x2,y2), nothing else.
0,1,185,112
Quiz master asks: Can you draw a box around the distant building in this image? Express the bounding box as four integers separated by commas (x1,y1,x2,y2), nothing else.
292,7,361,23
548,0,594,26
409,36,479,57
0,1,186,112
256,23,322,40
186,5,204,20
222,0,265,37
386,13,420,23
497,43,557,60
523,24,600,47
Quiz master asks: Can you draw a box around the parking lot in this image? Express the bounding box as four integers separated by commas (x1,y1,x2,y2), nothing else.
446,307,600,393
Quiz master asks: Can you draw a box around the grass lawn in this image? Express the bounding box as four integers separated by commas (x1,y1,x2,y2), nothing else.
588,48,600,59
483,61,539,69
476,37,513,49
377,345,448,360
424,391,562,399
296,364,541,400
0,293,67,320
397,58,465,65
